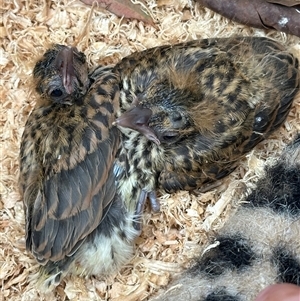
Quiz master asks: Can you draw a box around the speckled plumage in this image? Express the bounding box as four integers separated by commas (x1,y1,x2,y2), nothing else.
114,37,300,195
19,37,300,289
19,45,140,288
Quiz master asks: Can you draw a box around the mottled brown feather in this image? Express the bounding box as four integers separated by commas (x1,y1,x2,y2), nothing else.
19,46,120,264
114,37,299,194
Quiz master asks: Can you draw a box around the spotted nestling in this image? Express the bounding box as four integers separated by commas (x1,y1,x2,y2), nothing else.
19,45,141,289
19,38,300,289
114,37,300,194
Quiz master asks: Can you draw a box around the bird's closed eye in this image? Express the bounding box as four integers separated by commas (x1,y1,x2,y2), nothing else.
159,130,179,144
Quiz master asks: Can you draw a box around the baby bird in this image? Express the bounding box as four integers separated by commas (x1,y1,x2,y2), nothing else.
114,37,300,194
19,37,299,289
19,45,141,289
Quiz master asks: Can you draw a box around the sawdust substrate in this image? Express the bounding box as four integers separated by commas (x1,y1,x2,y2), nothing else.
1,0,300,300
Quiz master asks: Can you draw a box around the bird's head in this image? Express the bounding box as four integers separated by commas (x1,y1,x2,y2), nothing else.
142,83,196,144
33,44,89,105
115,84,195,145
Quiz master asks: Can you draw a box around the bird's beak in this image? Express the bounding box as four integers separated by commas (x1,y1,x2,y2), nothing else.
54,47,76,95
114,106,160,145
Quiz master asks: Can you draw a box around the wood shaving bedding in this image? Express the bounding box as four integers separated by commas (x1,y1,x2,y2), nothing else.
1,0,299,300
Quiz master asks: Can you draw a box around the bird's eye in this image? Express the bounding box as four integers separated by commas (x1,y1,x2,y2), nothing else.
160,131,179,144
50,89,63,97
163,134,177,140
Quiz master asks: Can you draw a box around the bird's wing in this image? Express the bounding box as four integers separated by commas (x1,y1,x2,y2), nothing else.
158,37,300,192
159,161,239,193
20,67,120,263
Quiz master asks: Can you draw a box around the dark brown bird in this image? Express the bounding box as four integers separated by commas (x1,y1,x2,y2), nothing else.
19,45,146,289
114,37,300,195
19,37,299,289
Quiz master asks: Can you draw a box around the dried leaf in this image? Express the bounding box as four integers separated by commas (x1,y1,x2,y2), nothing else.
267,0,300,7
196,0,300,38
80,0,156,26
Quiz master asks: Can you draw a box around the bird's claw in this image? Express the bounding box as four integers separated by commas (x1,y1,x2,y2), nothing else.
133,189,160,231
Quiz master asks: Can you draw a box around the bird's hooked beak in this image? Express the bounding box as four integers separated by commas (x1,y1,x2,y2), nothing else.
54,47,76,95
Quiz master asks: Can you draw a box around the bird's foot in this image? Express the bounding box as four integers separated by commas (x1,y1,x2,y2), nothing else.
133,189,160,231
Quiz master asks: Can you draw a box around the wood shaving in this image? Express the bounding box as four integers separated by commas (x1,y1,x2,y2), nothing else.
1,0,299,300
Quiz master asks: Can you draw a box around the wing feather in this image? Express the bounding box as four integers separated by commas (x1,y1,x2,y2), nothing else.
20,67,120,263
